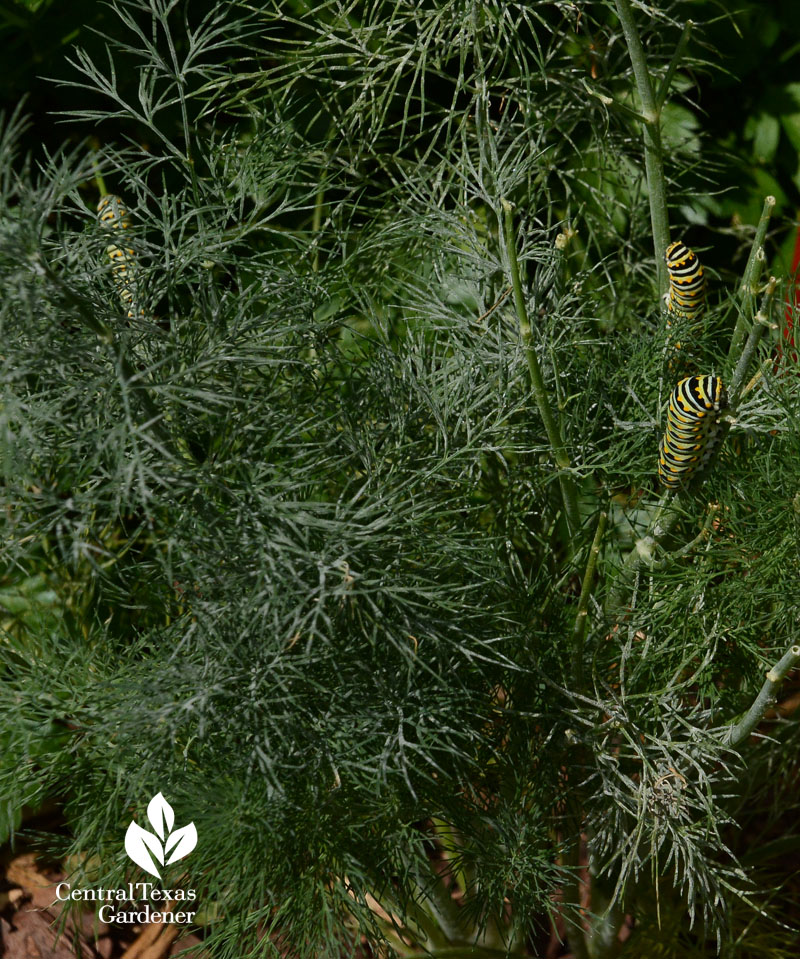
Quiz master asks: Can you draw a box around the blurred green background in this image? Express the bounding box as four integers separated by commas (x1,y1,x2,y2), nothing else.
3,0,800,283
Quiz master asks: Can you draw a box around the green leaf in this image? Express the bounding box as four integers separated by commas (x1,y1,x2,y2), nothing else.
313,295,344,323
10,0,52,12
779,83,800,153
745,113,780,164
661,102,701,156
780,112,800,154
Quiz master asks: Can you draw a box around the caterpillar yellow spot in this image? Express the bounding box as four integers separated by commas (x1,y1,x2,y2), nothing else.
97,195,141,318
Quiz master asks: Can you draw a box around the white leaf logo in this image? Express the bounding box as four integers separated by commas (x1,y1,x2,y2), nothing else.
165,823,198,865
147,792,175,839
125,794,197,879
125,821,164,878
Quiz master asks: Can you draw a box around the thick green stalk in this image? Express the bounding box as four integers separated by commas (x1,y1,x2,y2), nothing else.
416,856,465,946
604,491,678,615
614,0,670,294
501,200,581,536
723,645,800,748
372,889,451,953
572,512,607,688
728,196,776,362
432,820,472,899
604,8,705,616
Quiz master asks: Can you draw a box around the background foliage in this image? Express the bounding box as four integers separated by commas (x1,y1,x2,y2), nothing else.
1,2,800,958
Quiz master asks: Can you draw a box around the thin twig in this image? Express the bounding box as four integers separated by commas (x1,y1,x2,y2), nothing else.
648,504,718,571
573,511,608,688
581,78,652,123
655,21,693,108
476,285,512,324
501,199,581,535
729,277,778,405
740,358,772,398
728,196,776,362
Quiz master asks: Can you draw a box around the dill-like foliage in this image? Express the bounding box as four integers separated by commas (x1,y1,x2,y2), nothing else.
1,2,799,958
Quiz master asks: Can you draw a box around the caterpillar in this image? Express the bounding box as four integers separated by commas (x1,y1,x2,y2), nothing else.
97,193,131,231
665,240,705,320
97,194,139,318
658,375,727,489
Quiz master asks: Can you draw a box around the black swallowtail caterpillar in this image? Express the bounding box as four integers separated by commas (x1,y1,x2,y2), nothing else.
97,194,139,318
665,241,705,320
663,241,706,373
658,375,727,489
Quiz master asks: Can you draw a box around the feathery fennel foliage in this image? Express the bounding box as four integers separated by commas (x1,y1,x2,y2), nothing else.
1,2,799,957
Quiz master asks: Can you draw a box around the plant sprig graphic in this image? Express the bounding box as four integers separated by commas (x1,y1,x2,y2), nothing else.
125,793,197,880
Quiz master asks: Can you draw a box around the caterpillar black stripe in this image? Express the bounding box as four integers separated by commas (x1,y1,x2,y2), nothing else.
658,375,727,489
665,241,705,320
97,195,139,318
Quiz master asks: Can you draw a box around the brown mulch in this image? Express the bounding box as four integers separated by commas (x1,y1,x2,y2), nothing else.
0,852,207,959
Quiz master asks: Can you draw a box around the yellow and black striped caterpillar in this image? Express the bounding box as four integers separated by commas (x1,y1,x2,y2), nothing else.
97,194,139,318
665,240,705,320
658,375,727,489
